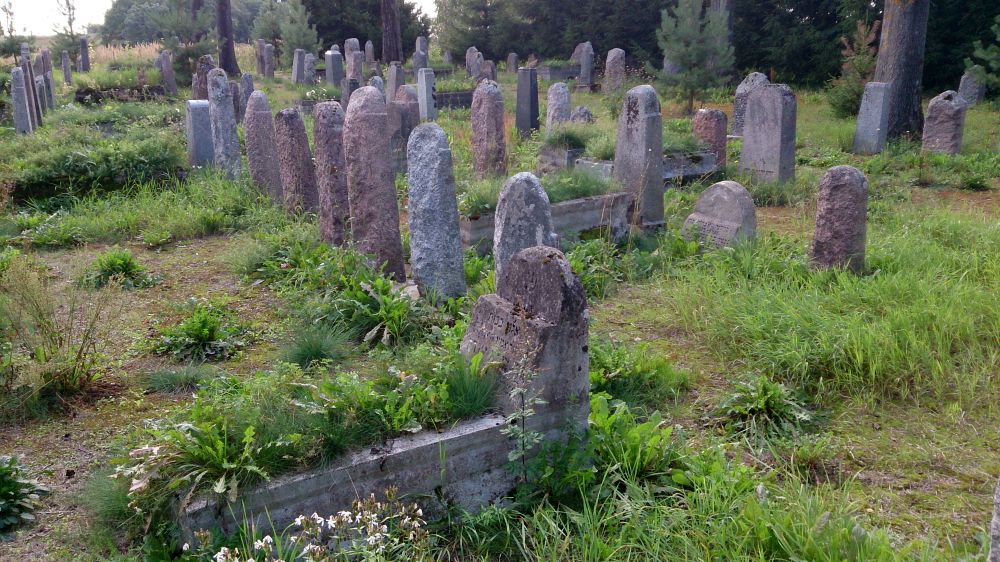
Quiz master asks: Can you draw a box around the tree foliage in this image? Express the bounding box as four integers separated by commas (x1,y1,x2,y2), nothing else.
966,14,1000,93
656,0,734,114
278,0,320,57
302,0,429,57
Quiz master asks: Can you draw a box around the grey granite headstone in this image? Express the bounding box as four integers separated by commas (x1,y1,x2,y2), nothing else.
160,51,178,95
79,36,90,71
579,47,594,89
229,80,242,122
545,82,571,135
291,49,306,83
264,44,275,77
570,106,595,124
407,123,467,299
810,165,868,274
471,79,507,178
61,50,72,85
416,36,428,57
417,68,437,122
506,53,518,73
243,91,283,203
682,181,756,248
921,90,967,155
239,73,254,120
738,83,796,184
387,62,404,101
313,101,350,246
851,82,890,155
207,69,241,178
348,51,364,82
10,67,32,134
303,53,316,84
365,40,375,64
493,172,558,277
692,108,728,167
732,72,769,136
614,85,664,228
345,38,360,60
516,67,539,138
185,100,213,167
368,75,385,99
326,50,344,85
958,66,986,106
193,55,215,100
274,108,319,213
571,42,593,64
343,86,406,281
604,48,625,92
466,46,480,77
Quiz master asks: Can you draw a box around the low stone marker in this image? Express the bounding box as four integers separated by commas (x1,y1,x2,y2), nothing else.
407,123,467,299
61,50,71,85
921,90,967,155
185,100,213,167
264,44,275,78
387,61,404,101
958,66,986,106
471,79,507,178
313,102,350,246
244,91,283,203
507,52,518,73
417,68,437,121
291,49,306,83
239,73,254,120
193,55,215,100
207,69,242,178
692,108,728,168
604,48,625,92
810,165,868,274
571,106,595,123
303,53,316,84
545,82,571,135
344,86,406,281
493,172,558,276
326,47,344,86
682,181,756,248
516,68,539,137
79,36,90,71
160,51,178,96
10,67,32,134
738,83,796,184
851,82,890,155
732,72,769,136
274,108,319,213
614,85,663,228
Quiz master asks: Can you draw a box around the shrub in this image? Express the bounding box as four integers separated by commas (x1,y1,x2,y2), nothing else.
439,351,498,419
585,133,617,160
280,327,351,369
0,455,49,539
826,20,880,119
79,246,159,289
152,303,251,363
713,375,813,440
140,365,221,394
435,75,477,93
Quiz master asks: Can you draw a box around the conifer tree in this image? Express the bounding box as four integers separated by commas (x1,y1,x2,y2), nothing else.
656,0,734,114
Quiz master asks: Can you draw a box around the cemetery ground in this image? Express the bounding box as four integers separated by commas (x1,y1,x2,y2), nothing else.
1,55,1000,560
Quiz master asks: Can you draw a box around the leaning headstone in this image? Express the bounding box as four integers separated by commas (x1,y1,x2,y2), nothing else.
207,69,241,178
343,86,406,281
229,80,242,122
493,172,558,277
692,108,728,168
326,48,344,86
79,36,90,71
32,77,46,117
958,66,986,106
682,181,756,248
614,85,663,228
417,68,437,122
291,49,306,83
239,73,254,120
851,82,890,155
61,50,72,85
466,46,480,77
10,67,32,134
570,106,595,124
368,75,385,98
461,245,589,428
193,55,215,100
387,62,404,101
313,102,350,246
506,52,518,73
810,165,868,274
243,91,283,203
471,79,507,178
303,53,316,84
738,83,796,184
274,108,319,213
407,123,467,298
516,68,539,138
365,40,375,65
160,51,178,95
41,74,55,111
545,82,571,135
263,44,275,78
21,61,40,128
348,51,364,82
732,72,769,136
604,48,625,92
185,100,213,166
921,90,967,156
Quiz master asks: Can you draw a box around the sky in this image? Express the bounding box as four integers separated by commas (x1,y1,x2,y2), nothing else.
15,0,438,36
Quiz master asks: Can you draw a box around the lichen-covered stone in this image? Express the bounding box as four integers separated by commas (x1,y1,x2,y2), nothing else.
471,80,507,178
732,72,769,136
682,181,756,248
493,172,557,276
274,108,319,213
921,90,967,155
810,165,868,273
313,102,350,246
244,91,282,202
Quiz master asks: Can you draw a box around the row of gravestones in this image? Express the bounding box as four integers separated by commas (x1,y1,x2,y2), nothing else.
468,42,622,93
10,44,60,135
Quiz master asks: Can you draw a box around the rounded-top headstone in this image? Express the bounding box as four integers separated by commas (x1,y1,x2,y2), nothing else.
497,246,586,330
810,165,868,274
958,66,986,106
604,48,625,91
682,181,756,248
493,172,558,276
243,90,282,202
471,79,507,178
570,106,595,124
313,101,350,246
921,90,967,156
733,72,770,135
545,82,571,135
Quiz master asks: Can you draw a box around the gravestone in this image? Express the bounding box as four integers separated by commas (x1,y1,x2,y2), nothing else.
344,86,406,281
185,100,213,167
255,39,266,75
416,36,429,57
40,49,52,74
76,54,82,73
345,38,360,60
461,245,589,430
340,78,360,111
738,83,796,184
413,49,429,72
471,79,507,178
478,60,496,82
21,60,40,128
291,49,306,83
570,106,595,123
732,72,769,136
207,69,242,179
303,53,316,84
387,98,412,173
578,47,595,90
604,48,625,92
229,80,241,122
10,67,32,134
326,49,344,86
396,85,420,131
387,62,404,101
507,53,518,73
61,50,72,84
682,181,756,248
442,50,452,65
407,123,467,299
243,91,283,203
810,165,868,274
79,36,90,71
493,172,558,276
692,108,728,168
193,55,215,100
958,66,986,106
35,75,49,112
474,52,485,79
160,51,178,95
274,108,319,214
417,68,437,121
239,73,254,121
44,70,54,110
365,40,375,65
545,82,571,135
851,82,890,155
369,75,385,98
921,90,967,155
348,51,364,82
614,85,664,228
466,46,480,77
264,44,275,77
516,68,539,138
313,102,351,246
570,42,593,64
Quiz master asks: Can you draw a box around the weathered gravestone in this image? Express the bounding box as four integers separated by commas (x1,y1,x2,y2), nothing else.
243,91,283,203
990,476,1000,562
413,49,429,72
442,50,453,65
810,165,868,274
570,42,592,64
461,245,589,430
732,72,769,136
417,68,437,121
344,86,406,281
368,75,385,98
255,39,266,75
303,53,316,84
239,74,254,120
578,46,595,90
958,66,986,106
851,82,890,155
466,46,480,77
79,36,90,71
545,82,571,135
738,83,796,184
229,80,242,123
274,108,319,213
604,48,625,92
20,59,40,128
614,85,663,228
365,40,375,65
692,108,728,168
313,102,350,246
160,51,178,96
416,36,429,57
921,90,967,155
471,79,507,178
185,100,213,167
506,52,518,73
61,50,72,84
516,68,539,138
682,181,756,248
326,48,344,86
348,51,364,82
493,172,558,277
387,62,404,101
340,78,360,111
345,38,360,60
10,67,32,134
571,106,595,124
193,55,215,100
407,123,467,299
478,60,497,83
291,49,306,84
396,85,420,132
34,76,47,113
207,69,242,179
263,44,275,78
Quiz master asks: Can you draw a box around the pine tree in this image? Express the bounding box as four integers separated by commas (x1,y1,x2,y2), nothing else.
216,0,240,75
279,0,320,62
967,15,1000,92
252,0,284,59
656,0,734,114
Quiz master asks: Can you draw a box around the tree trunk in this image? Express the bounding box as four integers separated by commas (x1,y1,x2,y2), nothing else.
216,0,240,76
192,0,204,41
873,0,930,138
380,0,404,63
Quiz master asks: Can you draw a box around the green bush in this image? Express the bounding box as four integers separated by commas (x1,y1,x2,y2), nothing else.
79,246,158,289
0,455,49,539
152,303,251,363
280,327,351,368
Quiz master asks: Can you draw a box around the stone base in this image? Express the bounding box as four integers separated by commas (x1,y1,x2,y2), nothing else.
575,150,719,186
538,66,579,81
437,90,474,109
